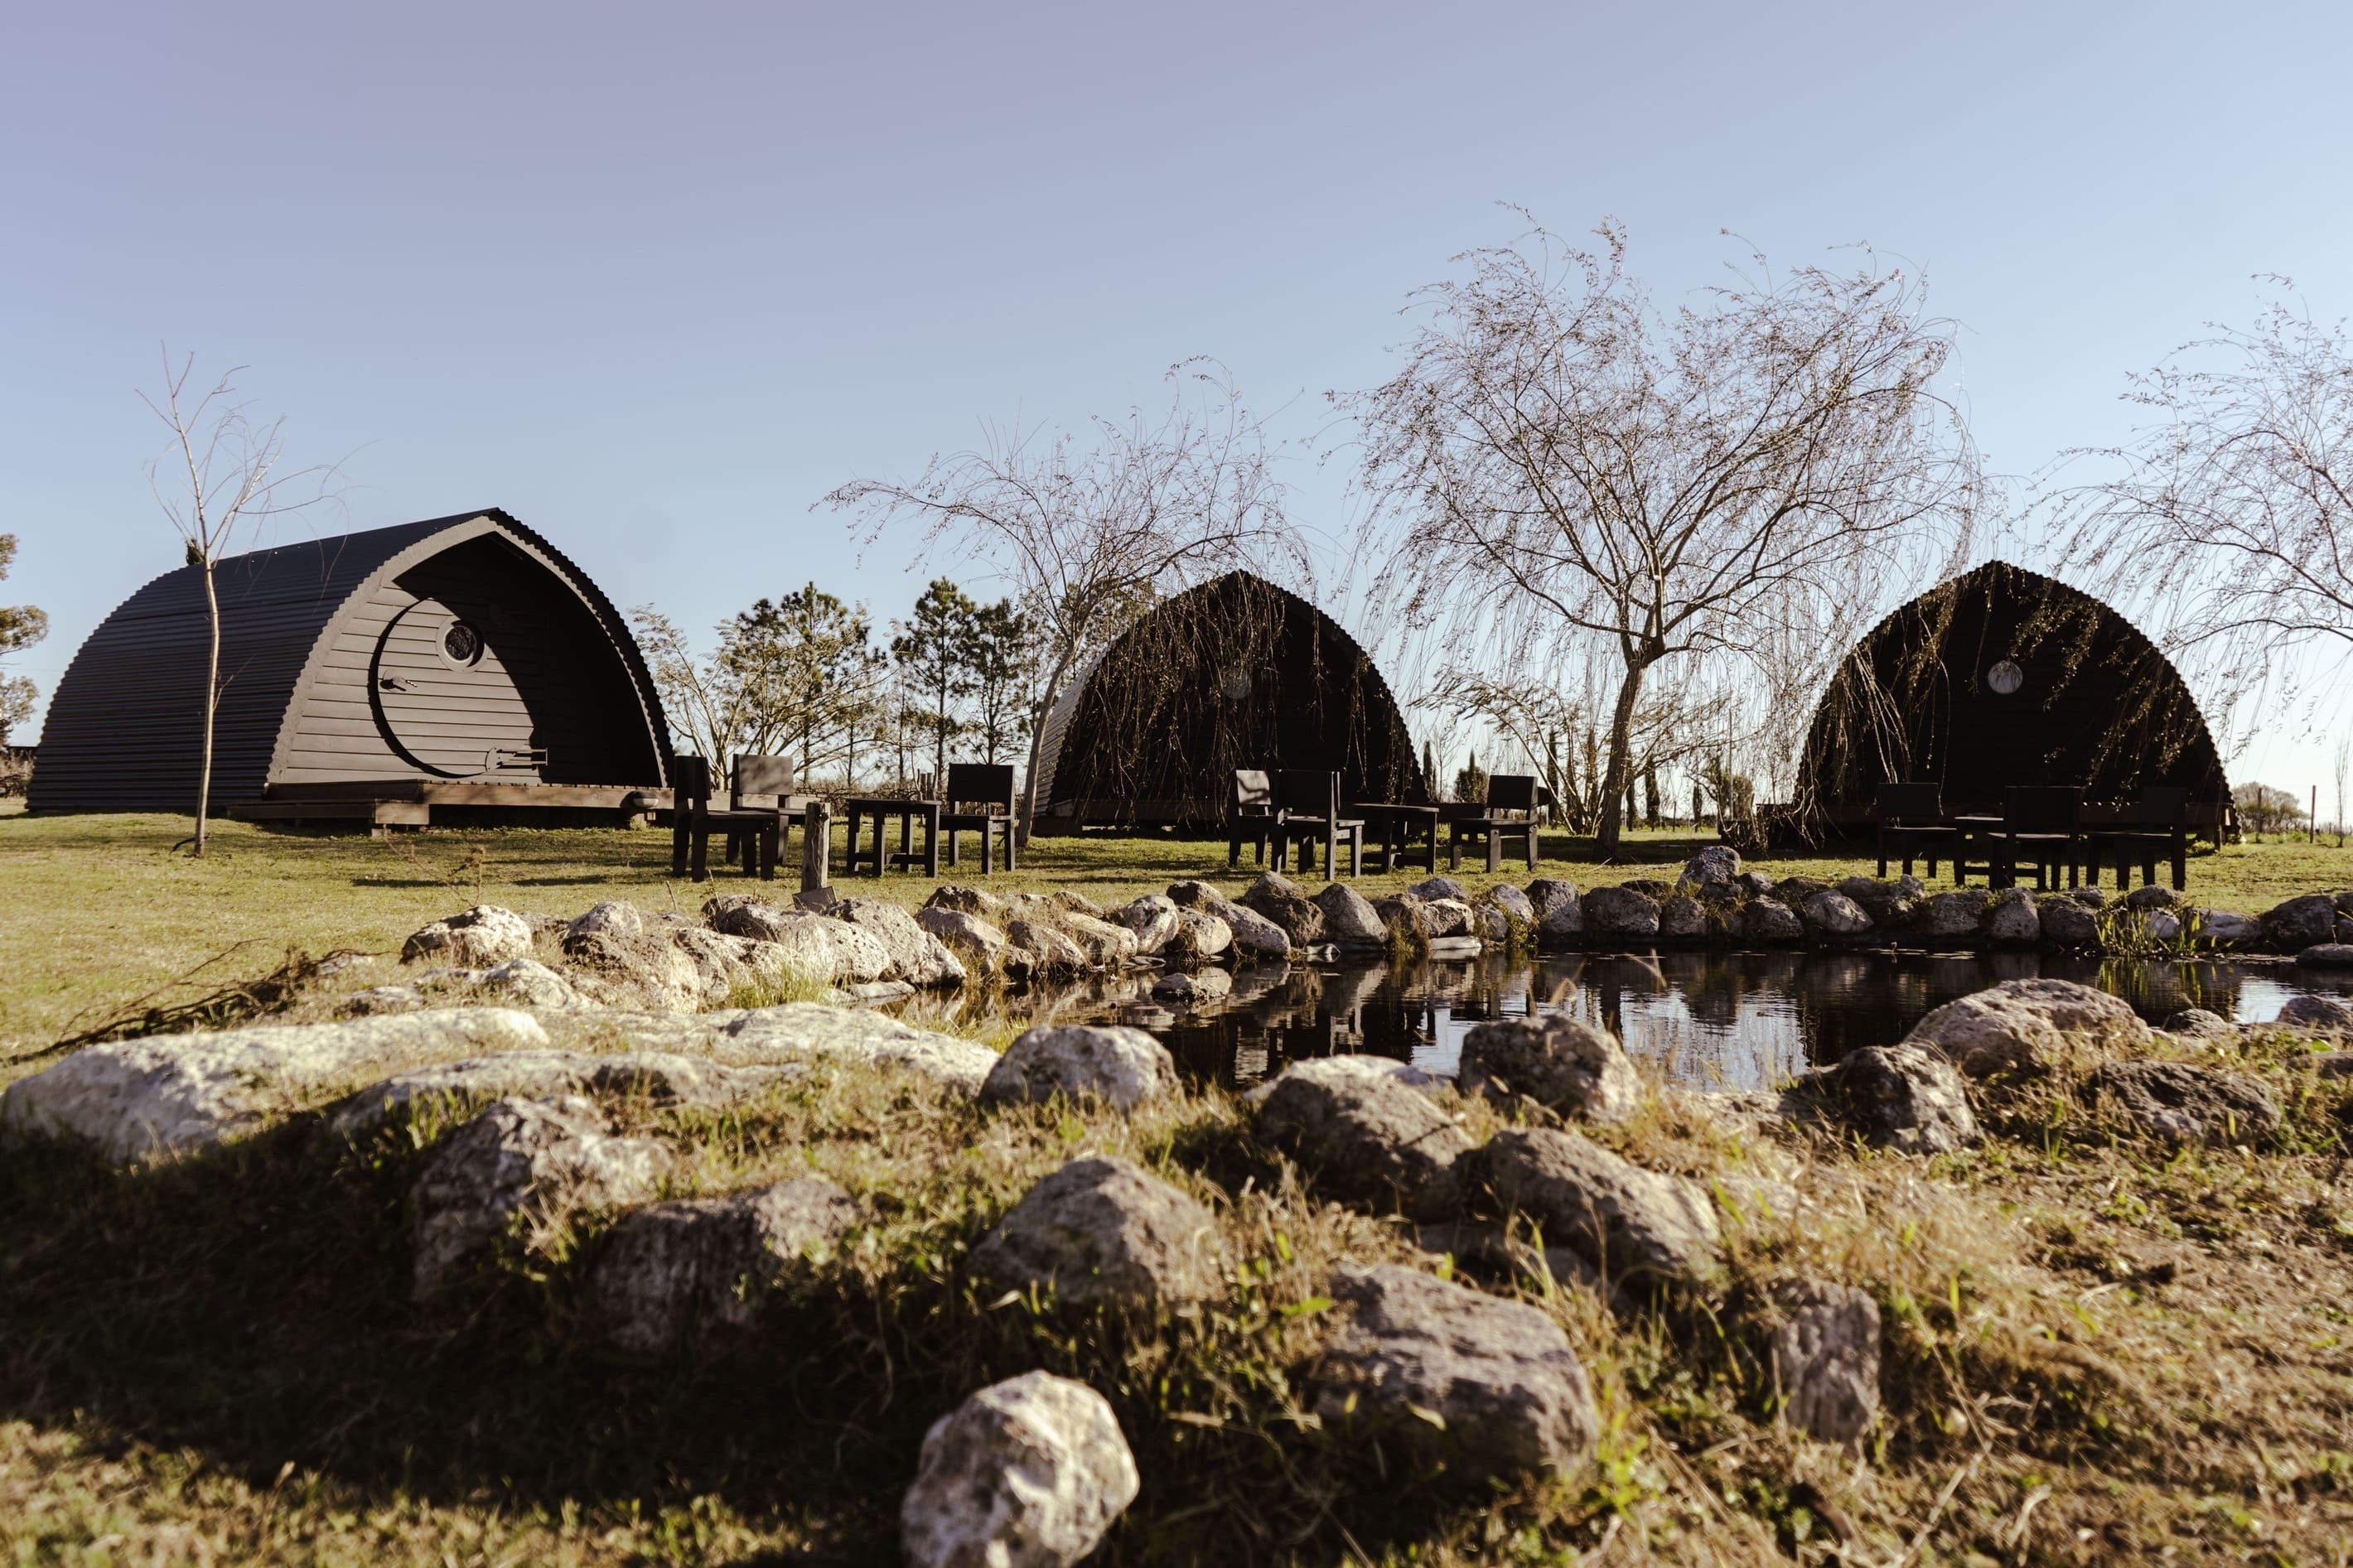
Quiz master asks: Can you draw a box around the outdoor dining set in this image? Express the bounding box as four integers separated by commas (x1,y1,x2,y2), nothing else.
1872,782,2210,891
1224,767,1544,878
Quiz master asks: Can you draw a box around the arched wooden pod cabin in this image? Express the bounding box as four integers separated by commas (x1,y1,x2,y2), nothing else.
1030,571,1423,830
29,510,672,826
1794,561,2229,831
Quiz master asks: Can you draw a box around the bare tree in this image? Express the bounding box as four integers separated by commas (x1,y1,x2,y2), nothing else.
826,362,1300,843
141,350,335,856
1346,217,1978,857
0,533,46,747
628,605,747,767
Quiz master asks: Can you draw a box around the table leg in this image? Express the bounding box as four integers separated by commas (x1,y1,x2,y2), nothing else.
925,810,940,877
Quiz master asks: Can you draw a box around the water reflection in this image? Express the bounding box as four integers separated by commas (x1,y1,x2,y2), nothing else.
1022,948,2341,1093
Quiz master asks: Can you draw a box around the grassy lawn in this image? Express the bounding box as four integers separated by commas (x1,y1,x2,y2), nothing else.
2,809,2351,1059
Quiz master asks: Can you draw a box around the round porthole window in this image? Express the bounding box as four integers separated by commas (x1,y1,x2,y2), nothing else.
1218,664,1251,702
1987,659,2023,696
442,622,483,667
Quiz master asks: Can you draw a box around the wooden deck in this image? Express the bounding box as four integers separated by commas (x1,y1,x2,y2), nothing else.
230,779,669,832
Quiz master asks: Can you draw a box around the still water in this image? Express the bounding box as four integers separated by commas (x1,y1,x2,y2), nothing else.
1014,949,2346,1093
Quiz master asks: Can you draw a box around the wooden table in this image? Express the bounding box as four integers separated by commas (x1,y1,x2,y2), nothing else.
1351,802,1440,876
843,798,940,877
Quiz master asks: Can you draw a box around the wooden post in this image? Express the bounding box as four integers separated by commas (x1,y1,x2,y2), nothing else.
802,798,832,893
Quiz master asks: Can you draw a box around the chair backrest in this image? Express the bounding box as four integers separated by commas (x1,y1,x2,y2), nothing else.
2005,784,2081,832
1277,769,1340,818
1485,773,1539,815
731,754,794,805
1876,781,1944,823
1232,769,1273,813
672,754,714,804
945,761,1017,813
2132,785,2190,827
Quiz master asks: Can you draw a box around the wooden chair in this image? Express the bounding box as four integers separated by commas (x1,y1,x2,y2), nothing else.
727,754,808,872
1988,785,2084,890
1229,769,1276,869
2089,785,2189,890
1873,782,1958,880
1273,769,1364,878
940,762,1017,874
1445,773,1541,872
669,755,780,881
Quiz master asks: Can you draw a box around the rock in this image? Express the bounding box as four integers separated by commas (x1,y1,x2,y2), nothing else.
925,884,1010,920
562,902,703,1011
1373,894,1431,943
1837,876,1921,923
2163,1007,2237,1044
1426,935,1486,962
346,983,424,1014
2264,895,2339,952
1150,968,1231,1006
833,899,968,988
1741,898,1804,943
1458,1015,1642,1123
1408,875,1467,903
1800,890,1872,939
1199,896,1287,960
1314,883,1387,945
1057,911,1143,968
970,1156,1220,1310
1904,977,2152,1078
1308,1262,1600,1482
2140,908,2183,944
2124,885,2181,910
1421,897,1477,938
1253,1058,1471,1218
1525,879,1582,942
1983,890,2040,946
1659,895,1707,940
1737,871,1776,897
1164,879,1223,908
1766,1281,1881,1444
411,1095,669,1300
2196,908,2261,948
981,1025,1179,1112
669,925,795,1004
1239,1054,1444,1104
718,1002,1002,1092
1051,889,1106,920
2039,898,2102,948
471,958,590,1010
1243,872,1324,945
1684,845,1742,885
1622,878,1674,899
1919,889,1992,941
2278,993,2353,1030
702,895,797,943
1471,904,1514,943
2085,1060,2281,1145
1007,918,1092,978
1582,885,1660,941
326,1049,793,1140
402,905,534,967
792,885,843,913
1113,895,1183,956
585,1177,858,1356
2296,943,2353,969
1812,1045,1977,1154
0,1008,550,1164
2307,1051,2353,1078
1464,1127,1721,1286
916,907,1012,972
1486,885,1535,924
900,1371,1138,1568
1167,908,1235,963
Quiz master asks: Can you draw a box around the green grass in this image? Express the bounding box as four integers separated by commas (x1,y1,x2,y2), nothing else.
4,811,2351,1060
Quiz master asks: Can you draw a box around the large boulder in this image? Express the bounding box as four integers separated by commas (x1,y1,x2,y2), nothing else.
1252,1058,1471,1218
1740,899,1804,943
1766,1280,1881,1444
916,907,1012,973
1464,1127,1721,1287
1904,977,2152,1078
1986,890,2041,947
563,902,703,1011
833,899,968,988
1164,879,1223,908
326,1049,792,1141
585,1177,858,1357
2278,993,2353,1031
1457,1016,1642,1123
925,884,1011,920
1809,1045,1977,1154
2196,908,2261,948
1056,911,1143,968
0,1008,549,1165
980,1025,1179,1112
1314,883,1387,946
2295,943,2353,970
1308,1263,1600,1482
1658,895,1708,940
717,1003,1002,1093
2264,895,2339,952
1525,879,1582,943
2039,898,2102,949
1167,908,1235,963
1799,890,1872,940
1919,889,1992,942
970,1156,1221,1310
1112,895,1183,957
1242,872,1324,946
410,1095,669,1300
1421,898,1477,939
402,905,534,967
901,1370,1138,1568
1372,893,1431,944
1198,896,1287,960
1582,885,1660,941
1684,845,1742,886
1486,884,1535,924
1006,918,1092,978
1407,875,1466,902
2085,1060,2281,1145
702,894,797,943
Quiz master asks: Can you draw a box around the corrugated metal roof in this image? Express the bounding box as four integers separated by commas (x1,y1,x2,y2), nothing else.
28,509,672,813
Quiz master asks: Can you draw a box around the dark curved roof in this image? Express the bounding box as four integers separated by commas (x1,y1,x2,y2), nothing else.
29,509,672,812
1794,559,2229,824
1033,571,1423,825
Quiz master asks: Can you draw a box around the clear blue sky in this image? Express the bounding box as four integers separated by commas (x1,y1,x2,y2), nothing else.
4,1,2349,791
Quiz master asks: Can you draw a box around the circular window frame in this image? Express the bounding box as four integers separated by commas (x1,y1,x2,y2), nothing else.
1987,659,2023,696
441,621,485,669
1217,663,1252,702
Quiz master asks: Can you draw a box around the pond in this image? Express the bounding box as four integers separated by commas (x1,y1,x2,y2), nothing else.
1000,948,2351,1093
